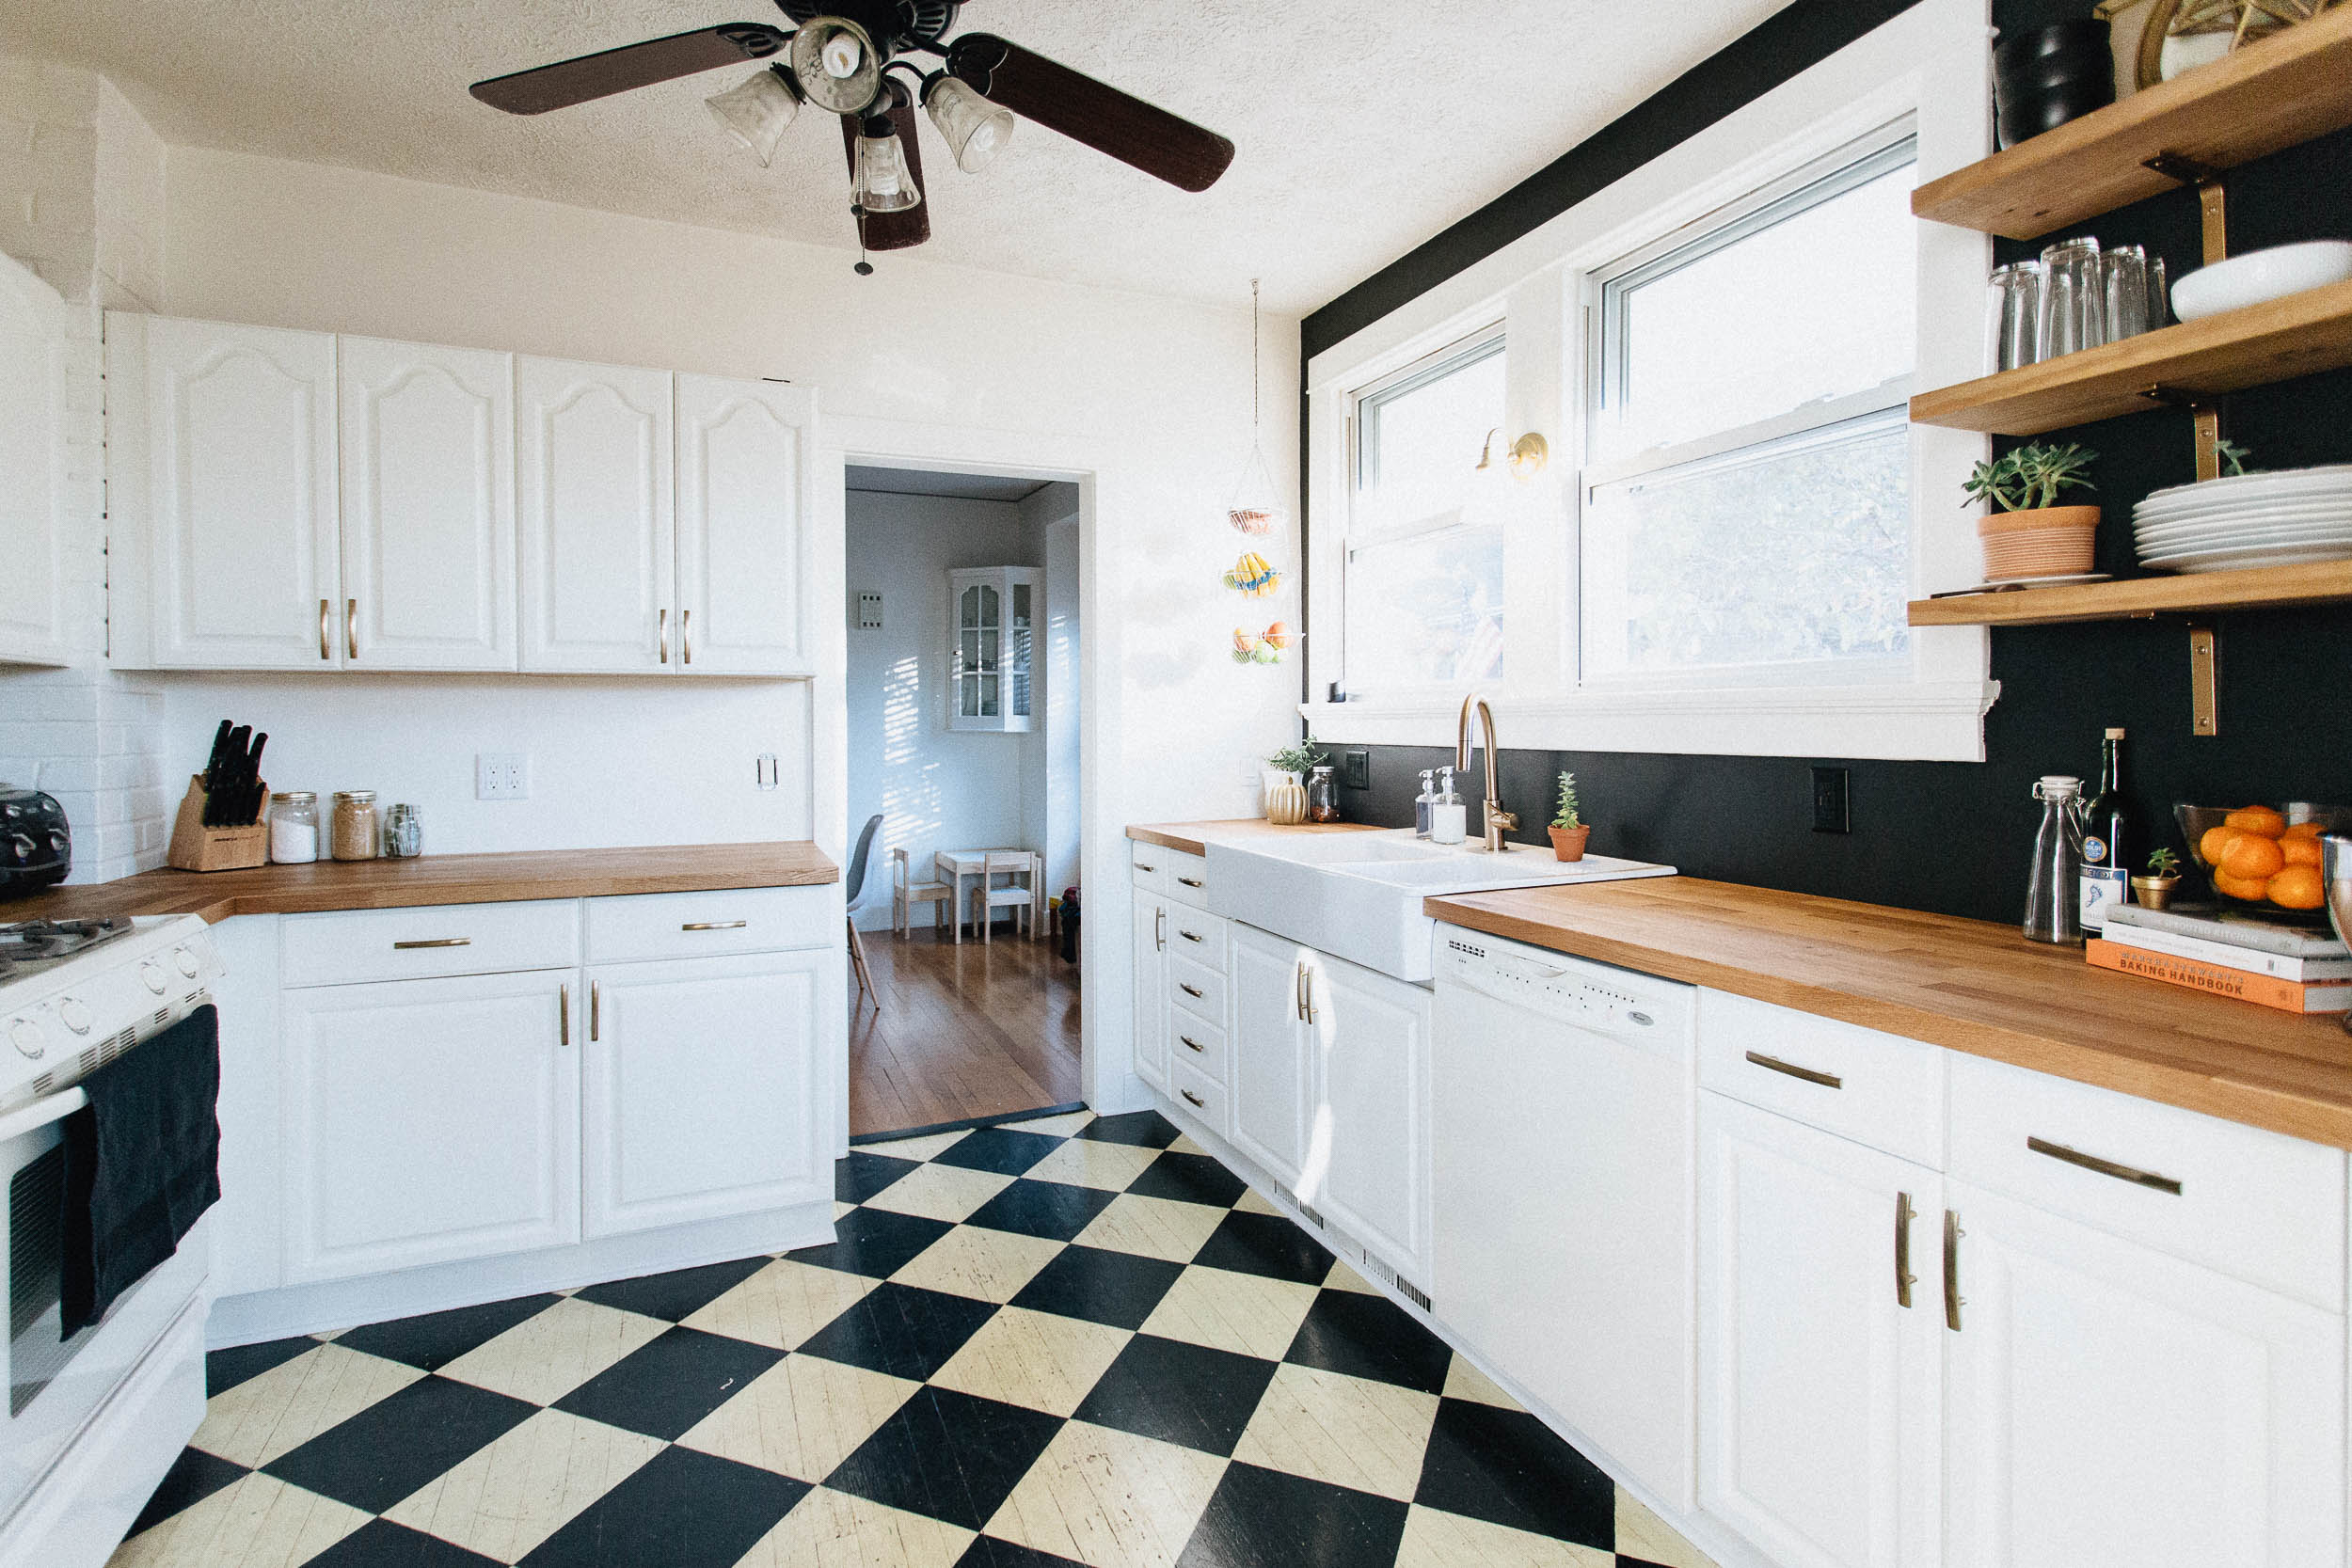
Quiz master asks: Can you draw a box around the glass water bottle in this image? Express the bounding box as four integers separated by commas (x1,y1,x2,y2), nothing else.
2024,774,2086,944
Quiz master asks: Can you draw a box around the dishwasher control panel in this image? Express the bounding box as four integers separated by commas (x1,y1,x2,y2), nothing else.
1437,928,1692,1036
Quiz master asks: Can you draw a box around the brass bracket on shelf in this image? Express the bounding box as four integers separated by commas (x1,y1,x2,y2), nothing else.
2188,623,2218,737
2137,388,2225,483
2140,151,2229,265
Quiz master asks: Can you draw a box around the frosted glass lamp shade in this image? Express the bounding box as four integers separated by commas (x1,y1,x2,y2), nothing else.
924,76,1014,173
790,17,881,113
852,133,922,213
706,67,800,166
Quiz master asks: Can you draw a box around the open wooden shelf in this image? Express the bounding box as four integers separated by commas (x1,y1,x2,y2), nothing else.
1913,8,2352,240
1908,278,2352,435
1908,560,2352,626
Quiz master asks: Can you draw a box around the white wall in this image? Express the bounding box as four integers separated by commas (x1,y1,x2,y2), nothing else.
1024,483,1083,901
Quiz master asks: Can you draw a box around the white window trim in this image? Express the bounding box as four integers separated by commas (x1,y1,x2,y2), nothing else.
1302,0,1996,763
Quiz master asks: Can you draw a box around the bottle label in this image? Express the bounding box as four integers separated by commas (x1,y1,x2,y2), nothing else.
2080,867,2128,929
2083,834,2108,866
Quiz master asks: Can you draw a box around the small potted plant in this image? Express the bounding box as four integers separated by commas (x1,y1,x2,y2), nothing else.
1963,441,2098,581
1263,740,1321,826
1548,771,1590,862
2132,847,2183,911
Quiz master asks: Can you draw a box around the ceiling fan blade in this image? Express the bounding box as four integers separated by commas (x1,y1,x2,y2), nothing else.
840,90,930,252
946,34,1233,193
470,24,789,115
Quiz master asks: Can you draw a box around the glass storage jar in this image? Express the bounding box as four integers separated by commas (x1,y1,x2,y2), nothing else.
385,802,423,859
330,790,380,862
1306,765,1341,824
268,792,320,863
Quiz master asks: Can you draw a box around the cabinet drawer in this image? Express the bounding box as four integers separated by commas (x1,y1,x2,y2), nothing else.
1164,850,1211,910
1130,839,1170,894
1164,908,1230,972
1697,990,1944,1167
281,900,580,987
1169,1055,1228,1133
1169,956,1227,1026
1948,1053,2347,1310
1169,1012,1228,1085
586,885,834,963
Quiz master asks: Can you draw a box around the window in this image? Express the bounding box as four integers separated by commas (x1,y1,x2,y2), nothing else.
1343,328,1505,692
1581,125,1917,685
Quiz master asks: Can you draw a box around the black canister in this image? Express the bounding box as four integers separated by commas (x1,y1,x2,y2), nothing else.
1993,21,2116,149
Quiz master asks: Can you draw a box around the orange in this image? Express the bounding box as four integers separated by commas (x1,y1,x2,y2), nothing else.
2281,821,2325,840
2221,832,2285,881
2214,869,2271,901
2267,865,2326,911
2225,806,2287,838
2282,836,2324,868
2198,825,2240,866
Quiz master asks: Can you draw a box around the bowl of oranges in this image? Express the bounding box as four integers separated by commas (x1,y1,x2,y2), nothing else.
2175,804,2344,914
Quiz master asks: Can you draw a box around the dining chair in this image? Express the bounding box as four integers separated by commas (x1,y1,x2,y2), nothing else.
977,850,1041,944
892,847,955,940
844,814,883,1014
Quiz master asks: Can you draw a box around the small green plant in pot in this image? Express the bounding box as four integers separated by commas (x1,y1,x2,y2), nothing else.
2132,847,2183,911
1963,441,2099,582
1262,741,1322,826
1549,772,1591,862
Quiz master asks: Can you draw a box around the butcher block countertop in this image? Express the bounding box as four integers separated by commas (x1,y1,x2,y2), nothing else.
13,842,839,927
1429,877,2352,1149
1126,820,1384,857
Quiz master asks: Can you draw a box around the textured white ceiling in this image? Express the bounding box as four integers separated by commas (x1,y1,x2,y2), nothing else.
3,0,1793,314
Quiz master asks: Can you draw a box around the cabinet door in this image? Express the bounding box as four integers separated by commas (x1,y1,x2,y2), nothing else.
1944,1181,2344,1568
516,356,674,673
144,317,341,669
0,255,67,665
1229,923,1311,1190
282,971,577,1284
339,337,516,670
1132,889,1168,1093
1697,1092,1942,1568
583,950,829,1238
1311,952,1430,1281
674,373,812,674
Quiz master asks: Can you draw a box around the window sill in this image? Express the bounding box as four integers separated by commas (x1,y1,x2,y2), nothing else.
1299,679,2001,763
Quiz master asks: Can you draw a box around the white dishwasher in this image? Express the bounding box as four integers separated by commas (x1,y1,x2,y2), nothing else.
1433,926,1696,1512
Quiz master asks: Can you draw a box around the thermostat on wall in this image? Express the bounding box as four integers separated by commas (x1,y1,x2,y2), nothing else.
856,592,883,630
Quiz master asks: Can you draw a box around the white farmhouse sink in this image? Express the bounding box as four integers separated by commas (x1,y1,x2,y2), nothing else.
1205,829,1674,982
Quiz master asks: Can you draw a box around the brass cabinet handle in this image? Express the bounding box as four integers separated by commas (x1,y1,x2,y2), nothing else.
1136,862,1156,874
1895,1191,1916,1308
1178,927,1204,944
681,608,692,665
559,982,570,1047
590,980,600,1041
319,597,331,660
392,937,472,950
1180,1088,1204,1108
2026,1135,2183,1196
1154,906,1166,952
1178,876,1204,888
1179,982,1204,999
1744,1051,1842,1089
1181,1034,1205,1053
1943,1209,1964,1331
345,597,358,659
681,919,747,931
660,607,670,663
1295,962,1308,1021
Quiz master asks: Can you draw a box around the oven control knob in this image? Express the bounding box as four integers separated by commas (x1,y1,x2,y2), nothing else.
58,998,93,1035
8,1018,43,1060
175,946,201,978
139,960,167,995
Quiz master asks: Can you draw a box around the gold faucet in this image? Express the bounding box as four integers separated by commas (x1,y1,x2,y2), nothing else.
1455,693,1517,851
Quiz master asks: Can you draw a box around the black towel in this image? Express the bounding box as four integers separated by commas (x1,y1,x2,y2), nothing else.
59,1004,221,1336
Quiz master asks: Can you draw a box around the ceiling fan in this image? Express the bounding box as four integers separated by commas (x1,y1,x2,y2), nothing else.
469,2,1235,266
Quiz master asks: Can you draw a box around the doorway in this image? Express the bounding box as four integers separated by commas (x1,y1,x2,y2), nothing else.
840,465,1083,1135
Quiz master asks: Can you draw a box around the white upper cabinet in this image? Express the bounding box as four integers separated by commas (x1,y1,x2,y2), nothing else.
129,315,342,669
339,337,516,670
517,356,675,673
948,566,1041,731
675,373,813,675
0,255,68,666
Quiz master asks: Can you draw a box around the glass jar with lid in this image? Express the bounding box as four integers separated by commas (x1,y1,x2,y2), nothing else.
268,792,320,864
1306,765,1341,824
330,790,380,862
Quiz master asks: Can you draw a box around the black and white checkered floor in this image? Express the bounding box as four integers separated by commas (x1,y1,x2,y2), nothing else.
110,1109,1714,1568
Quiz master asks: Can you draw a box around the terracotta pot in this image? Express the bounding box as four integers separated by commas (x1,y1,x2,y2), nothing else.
1978,503,2099,581
1549,824,1590,862
1263,770,1307,826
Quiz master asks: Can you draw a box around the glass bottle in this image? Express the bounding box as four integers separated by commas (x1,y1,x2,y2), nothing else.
1414,769,1437,839
1306,766,1340,824
1430,768,1468,847
2024,774,2086,944
2077,728,2128,930
268,792,319,864
330,790,380,862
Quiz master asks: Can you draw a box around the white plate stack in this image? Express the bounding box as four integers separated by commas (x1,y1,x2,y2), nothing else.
2133,465,2352,573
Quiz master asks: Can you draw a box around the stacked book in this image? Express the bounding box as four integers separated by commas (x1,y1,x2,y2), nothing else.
2090,904,2350,1014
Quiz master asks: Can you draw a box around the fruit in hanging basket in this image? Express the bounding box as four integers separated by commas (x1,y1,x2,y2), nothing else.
1223,552,1280,597
1228,506,1279,536
1262,620,1294,650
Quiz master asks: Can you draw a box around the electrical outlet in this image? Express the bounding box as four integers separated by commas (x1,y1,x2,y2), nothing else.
476,752,529,801
755,753,778,790
1811,765,1850,834
1342,749,1371,790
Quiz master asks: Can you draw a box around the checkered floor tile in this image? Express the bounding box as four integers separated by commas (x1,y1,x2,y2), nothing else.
111,1109,1716,1568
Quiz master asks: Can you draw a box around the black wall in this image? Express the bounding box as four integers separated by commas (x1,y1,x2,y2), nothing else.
1297,0,2352,926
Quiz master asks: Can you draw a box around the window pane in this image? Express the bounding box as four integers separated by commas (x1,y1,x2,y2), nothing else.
1356,340,1503,536
1345,527,1503,689
1581,411,1910,679
1603,157,1915,458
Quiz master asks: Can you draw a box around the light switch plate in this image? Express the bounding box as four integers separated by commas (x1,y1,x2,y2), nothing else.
1811,765,1850,833
477,752,529,800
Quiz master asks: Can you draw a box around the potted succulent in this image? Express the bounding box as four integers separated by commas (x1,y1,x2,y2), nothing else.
2132,847,2183,911
1263,740,1321,826
1963,441,2099,580
1548,772,1590,862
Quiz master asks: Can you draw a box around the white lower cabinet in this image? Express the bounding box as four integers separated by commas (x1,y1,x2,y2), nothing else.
583,951,828,1238
282,970,579,1285
1309,950,1430,1282
1229,923,1312,1190
1942,1181,2344,1568
1697,1090,1943,1568
1133,890,1169,1093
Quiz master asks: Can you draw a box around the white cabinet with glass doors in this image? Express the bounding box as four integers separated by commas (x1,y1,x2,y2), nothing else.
947,565,1040,732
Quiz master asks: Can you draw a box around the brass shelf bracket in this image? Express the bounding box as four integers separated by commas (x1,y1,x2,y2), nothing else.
2188,622,2218,737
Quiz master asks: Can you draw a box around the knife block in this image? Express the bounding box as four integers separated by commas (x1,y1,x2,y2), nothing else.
167,774,272,872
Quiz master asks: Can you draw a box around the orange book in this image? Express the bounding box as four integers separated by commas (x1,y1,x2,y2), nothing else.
2087,939,2352,1014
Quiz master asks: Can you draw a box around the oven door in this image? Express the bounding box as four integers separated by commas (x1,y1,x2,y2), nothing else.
0,1088,209,1526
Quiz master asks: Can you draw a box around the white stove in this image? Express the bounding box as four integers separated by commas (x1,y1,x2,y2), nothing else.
0,914,222,1113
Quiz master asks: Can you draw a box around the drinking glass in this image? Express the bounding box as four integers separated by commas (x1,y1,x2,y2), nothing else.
2038,237,2105,359
2146,254,2169,330
2103,245,2150,341
1986,261,2043,372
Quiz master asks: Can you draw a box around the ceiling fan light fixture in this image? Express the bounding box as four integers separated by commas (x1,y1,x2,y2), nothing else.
851,132,922,213
922,75,1014,173
790,17,882,114
705,66,801,166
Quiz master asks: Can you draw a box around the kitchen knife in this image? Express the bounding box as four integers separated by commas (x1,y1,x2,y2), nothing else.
201,720,232,794
213,725,251,826
242,733,268,824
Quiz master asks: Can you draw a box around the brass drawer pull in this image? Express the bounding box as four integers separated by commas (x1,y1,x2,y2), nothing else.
681,920,748,931
1179,982,1204,999
346,597,358,659
319,597,331,660
1180,1088,1205,1108
559,982,571,1047
590,980,600,1041
1894,1191,1916,1308
393,938,472,950
1181,1035,1205,1053
1178,927,1204,944
1944,1209,1964,1331
660,607,670,663
1136,862,1156,874
1744,1051,1842,1089
2026,1136,2183,1196
681,608,692,665
1178,876,1204,888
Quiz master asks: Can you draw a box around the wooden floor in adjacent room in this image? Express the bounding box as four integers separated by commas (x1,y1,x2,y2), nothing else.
848,921,1083,1136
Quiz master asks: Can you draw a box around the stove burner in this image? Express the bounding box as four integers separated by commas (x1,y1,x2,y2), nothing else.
0,914,135,977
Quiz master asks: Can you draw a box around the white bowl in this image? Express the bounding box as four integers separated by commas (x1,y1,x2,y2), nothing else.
2171,241,2352,321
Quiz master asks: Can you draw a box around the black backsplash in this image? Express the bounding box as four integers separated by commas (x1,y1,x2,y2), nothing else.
1301,2,2352,927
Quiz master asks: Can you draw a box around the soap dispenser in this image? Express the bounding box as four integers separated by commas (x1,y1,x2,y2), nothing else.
1414,770,1437,839
1430,768,1467,846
